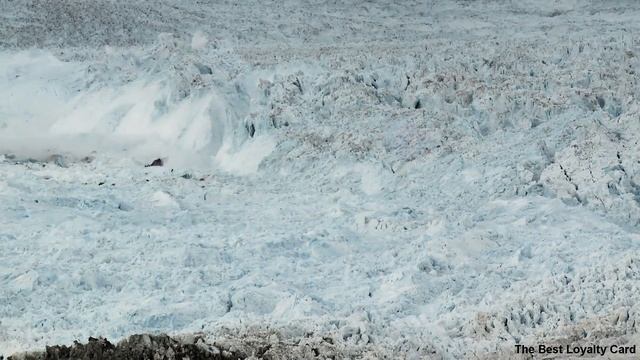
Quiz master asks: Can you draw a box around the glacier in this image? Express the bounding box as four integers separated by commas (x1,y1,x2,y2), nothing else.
1,0,640,358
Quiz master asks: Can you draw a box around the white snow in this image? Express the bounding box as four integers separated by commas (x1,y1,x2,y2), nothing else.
215,135,276,175
2,0,640,358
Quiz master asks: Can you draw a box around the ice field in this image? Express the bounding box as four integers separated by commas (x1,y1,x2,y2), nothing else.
1,1,640,358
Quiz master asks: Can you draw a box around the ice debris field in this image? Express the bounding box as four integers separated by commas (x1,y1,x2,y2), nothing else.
1,0,640,358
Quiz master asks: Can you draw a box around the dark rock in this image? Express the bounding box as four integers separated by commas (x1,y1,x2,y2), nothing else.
9,334,239,360
8,331,395,359
246,123,255,138
145,158,163,167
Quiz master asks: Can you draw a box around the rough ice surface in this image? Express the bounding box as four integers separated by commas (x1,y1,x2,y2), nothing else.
1,0,640,358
